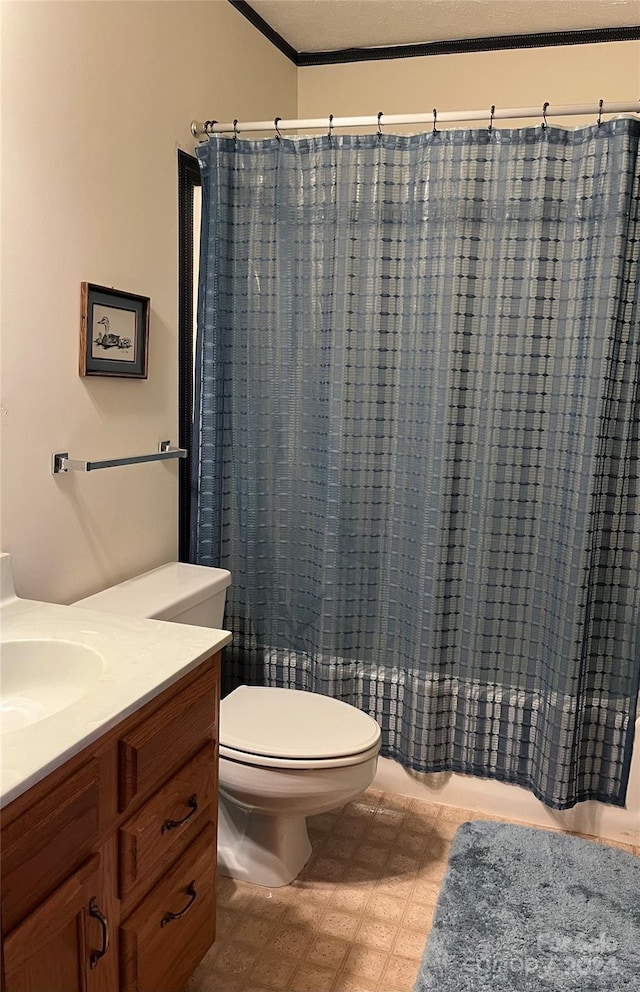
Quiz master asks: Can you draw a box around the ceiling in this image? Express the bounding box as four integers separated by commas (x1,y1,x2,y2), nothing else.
245,0,640,54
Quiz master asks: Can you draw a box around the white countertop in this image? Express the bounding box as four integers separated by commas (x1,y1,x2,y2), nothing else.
0,597,231,809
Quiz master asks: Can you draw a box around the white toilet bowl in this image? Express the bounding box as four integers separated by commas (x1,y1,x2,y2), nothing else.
73,563,382,888
217,685,381,887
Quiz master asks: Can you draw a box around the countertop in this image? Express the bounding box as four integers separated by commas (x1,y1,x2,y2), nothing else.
0,596,231,809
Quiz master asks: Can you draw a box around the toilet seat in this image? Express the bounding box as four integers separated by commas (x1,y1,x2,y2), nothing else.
219,685,381,770
220,739,381,770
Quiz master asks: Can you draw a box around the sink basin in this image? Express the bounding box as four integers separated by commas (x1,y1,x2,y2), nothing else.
1,640,104,732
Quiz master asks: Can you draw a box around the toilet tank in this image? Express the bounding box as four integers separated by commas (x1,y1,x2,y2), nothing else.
73,562,231,628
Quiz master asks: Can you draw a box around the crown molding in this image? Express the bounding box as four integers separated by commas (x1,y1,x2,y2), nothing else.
228,4,640,67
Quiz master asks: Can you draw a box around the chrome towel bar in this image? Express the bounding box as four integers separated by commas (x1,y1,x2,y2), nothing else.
51,441,187,474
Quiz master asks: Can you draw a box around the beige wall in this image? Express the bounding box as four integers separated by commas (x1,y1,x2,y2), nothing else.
298,41,640,130
1,7,638,606
0,0,296,603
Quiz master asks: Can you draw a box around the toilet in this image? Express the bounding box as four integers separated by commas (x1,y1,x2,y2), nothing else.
74,562,382,887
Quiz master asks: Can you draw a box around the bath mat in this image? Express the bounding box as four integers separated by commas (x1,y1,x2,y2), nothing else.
414,820,640,992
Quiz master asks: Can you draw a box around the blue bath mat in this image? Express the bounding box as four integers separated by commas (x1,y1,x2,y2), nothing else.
414,820,640,992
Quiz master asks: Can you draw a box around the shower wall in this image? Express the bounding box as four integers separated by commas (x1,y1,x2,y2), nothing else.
298,41,640,132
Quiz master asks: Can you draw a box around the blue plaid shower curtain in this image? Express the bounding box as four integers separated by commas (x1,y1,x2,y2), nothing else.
191,120,640,809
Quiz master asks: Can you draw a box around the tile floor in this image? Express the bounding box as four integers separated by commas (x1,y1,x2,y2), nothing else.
187,790,639,992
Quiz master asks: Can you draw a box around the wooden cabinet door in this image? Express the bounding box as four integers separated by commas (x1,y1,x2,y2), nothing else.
1,761,99,934
3,855,112,992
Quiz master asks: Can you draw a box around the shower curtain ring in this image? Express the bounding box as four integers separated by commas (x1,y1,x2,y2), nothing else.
597,99,604,127
488,105,495,133
327,113,334,143
432,108,438,135
204,120,218,134
274,117,282,141
541,102,549,130
233,119,239,143
377,111,383,138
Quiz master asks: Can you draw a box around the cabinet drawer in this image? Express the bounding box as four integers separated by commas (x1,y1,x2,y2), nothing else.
1,761,99,932
119,742,217,899
120,822,216,992
118,664,218,813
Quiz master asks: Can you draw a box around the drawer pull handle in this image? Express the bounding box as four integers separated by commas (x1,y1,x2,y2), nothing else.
88,898,109,969
161,881,197,927
161,794,198,833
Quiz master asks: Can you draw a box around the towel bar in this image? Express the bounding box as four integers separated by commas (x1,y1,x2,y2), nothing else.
51,441,187,474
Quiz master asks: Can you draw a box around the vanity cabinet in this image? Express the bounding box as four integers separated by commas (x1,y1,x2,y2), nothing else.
1,655,220,992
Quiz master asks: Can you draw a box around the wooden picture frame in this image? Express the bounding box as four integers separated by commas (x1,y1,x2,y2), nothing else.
80,283,150,378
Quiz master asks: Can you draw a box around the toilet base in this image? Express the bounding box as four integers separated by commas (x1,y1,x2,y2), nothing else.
217,793,312,887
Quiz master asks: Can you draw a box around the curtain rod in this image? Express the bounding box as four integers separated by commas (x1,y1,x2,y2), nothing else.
191,101,639,137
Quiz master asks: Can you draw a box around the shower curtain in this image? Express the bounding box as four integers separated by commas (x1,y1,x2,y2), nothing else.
191,119,640,810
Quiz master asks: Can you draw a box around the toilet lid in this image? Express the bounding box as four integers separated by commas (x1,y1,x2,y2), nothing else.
220,685,381,760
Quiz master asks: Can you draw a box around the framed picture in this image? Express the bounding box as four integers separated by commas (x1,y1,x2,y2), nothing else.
80,283,150,378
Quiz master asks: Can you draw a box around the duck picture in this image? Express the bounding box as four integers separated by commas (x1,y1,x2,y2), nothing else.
94,314,132,350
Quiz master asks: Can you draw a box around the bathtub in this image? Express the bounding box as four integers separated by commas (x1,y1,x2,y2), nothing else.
374,715,640,846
